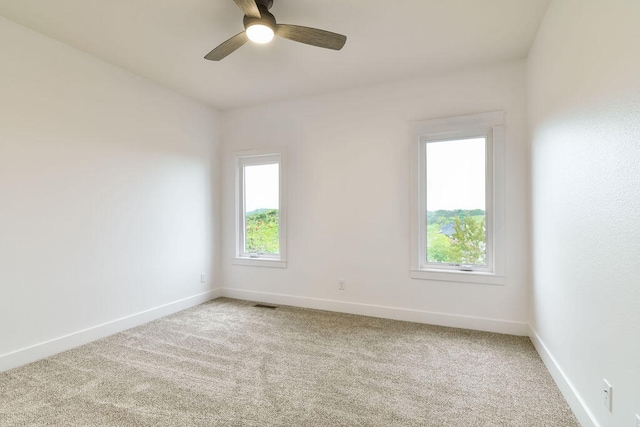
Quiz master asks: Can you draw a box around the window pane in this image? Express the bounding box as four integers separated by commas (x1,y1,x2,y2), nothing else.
425,138,486,266
244,163,279,254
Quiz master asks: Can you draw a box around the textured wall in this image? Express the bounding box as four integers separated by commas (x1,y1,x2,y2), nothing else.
528,1,640,425
221,60,531,333
0,17,221,363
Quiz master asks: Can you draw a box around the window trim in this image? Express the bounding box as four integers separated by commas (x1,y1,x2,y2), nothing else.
410,112,505,285
233,148,287,268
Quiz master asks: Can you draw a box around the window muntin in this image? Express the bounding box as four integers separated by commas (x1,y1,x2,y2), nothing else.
424,136,490,270
236,151,286,265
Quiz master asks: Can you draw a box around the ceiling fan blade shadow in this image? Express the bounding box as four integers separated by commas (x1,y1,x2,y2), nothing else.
233,0,261,18
204,32,248,61
276,24,346,50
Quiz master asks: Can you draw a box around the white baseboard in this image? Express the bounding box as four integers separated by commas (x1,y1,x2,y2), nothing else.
529,327,598,427
220,288,529,336
0,289,222,373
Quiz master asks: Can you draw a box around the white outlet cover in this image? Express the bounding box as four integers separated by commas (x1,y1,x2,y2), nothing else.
635,413,640,427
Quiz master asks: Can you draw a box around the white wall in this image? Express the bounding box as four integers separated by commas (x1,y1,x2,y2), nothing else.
527,1,640,425
0,17,221,370
221,60,531,334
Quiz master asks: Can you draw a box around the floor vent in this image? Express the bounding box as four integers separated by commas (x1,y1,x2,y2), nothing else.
254,303,278,309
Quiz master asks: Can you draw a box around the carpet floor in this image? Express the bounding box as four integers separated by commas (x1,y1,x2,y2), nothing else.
0,298,578,426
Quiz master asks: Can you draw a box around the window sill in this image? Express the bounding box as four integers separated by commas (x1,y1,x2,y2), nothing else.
410,269,505,285
232,258,287,269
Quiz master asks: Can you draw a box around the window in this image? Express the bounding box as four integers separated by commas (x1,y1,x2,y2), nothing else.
410,112,505,285
424,136,491,270
234,149,287,268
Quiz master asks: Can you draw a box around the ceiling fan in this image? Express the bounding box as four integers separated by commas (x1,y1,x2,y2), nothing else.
205,0,347,61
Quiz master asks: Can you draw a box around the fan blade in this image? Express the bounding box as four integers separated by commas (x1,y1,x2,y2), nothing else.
233,0,261,18
276,24,346,50
204,32,248,61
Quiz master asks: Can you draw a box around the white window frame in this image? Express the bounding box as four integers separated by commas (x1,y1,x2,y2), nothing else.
410,112,505,285
232,148,287,269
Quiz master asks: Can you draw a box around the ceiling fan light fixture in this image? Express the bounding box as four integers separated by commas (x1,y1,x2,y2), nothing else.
204,0,347,61
246,23,274,43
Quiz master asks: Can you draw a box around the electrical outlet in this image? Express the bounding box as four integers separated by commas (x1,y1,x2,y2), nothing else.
635,413,640,427
200,273,206,283
602,379,612,412
338,279,346,290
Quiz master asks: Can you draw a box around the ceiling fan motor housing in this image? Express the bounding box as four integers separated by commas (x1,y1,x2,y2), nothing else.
243,5,276,31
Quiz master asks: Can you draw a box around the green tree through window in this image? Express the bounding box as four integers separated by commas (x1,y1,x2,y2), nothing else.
426,210,486,265
245,209,279,254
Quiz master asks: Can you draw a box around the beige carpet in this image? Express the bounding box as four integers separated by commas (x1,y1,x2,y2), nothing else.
0,298,577,426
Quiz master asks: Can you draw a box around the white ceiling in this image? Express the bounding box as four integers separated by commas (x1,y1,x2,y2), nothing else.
0,0,550,110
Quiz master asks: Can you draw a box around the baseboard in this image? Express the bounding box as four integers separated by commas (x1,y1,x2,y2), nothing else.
221,288,529,336
529,326,598,427
0,288,222,373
